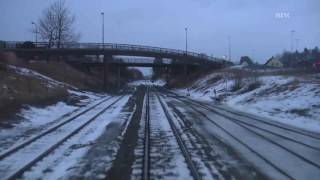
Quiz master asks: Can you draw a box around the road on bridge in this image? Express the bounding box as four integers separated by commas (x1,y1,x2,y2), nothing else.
0,83,319,179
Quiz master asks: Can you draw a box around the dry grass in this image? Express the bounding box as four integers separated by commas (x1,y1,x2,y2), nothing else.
26,61,103,91
0,69,68,120
0,52,71,121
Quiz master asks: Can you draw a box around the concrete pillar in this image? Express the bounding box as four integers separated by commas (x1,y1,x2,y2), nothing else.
45,53,49,63
184,63,188,76
117,65,121,89
103,54,112,89
103,55,107,89
166,66,171,85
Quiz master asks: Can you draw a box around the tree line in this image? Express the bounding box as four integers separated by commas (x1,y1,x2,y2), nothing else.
278,47,320,68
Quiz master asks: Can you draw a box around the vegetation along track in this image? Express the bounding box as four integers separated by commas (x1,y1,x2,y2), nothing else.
0,95,124,180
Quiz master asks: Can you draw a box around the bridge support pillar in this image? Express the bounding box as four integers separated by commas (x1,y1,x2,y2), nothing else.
166,66,171,85
103,54,113,90
184,64,188,76
117,66,121,89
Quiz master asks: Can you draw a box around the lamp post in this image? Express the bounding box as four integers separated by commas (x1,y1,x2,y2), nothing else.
31,22,38,45
101,12,105,48
295,38,300,51
185,27,188,54
101,12,106,88
228,36,231,61
291,30,295,52
184,27,188,76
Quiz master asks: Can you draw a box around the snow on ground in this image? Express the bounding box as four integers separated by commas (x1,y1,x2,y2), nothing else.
128,79,166,86
175,69,320,133
19,102,77,126
0,92,105,153
8,65,77,89
22,96,130,180
148,94,191,179
0,65,106,152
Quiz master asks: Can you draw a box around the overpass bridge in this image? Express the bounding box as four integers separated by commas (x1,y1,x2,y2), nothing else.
1,41,229,88
1,41,226,66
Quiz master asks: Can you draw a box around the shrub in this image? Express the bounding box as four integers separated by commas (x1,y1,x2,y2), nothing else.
288,108,310,117
247,80,262,91
231,79,242,92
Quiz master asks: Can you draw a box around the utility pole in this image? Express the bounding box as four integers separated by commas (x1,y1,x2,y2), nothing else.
185,27,188,54
101,12,106,88
101,12,105,49
295,38,300,51
228,36,231,61
31,22,38,45
291,30,295,52
184,27,188,76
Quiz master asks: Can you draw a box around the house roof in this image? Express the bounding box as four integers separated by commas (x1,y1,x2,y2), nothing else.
240,58,253,65
264,57,273,65
264,56,282,65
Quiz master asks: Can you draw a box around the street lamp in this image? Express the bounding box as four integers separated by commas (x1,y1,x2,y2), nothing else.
101,12,106,89
31,22,38,44
185,27,188,54
291,30,295,52
228,36,231,61
101,12,105,49
295,38,300,51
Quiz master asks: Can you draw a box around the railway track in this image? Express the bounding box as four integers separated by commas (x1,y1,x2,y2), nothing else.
164,88,320,150
142,87,150,180
155,92,201,180
0,96,113,160
0,96,124,180
158,88,320,179
140,87,201,179
159,87,320,140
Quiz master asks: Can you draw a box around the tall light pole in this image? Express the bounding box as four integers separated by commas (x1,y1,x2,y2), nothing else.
101,12,105,48
185,27,188,54
291,30,295,52
101,12,106,88
228,36,231,61
31,22,38,44
295,38,300,51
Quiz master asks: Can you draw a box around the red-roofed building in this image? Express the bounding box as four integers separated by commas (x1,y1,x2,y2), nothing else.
313,60,320,69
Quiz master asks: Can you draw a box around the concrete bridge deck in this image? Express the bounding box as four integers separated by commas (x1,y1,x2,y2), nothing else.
1,41,225,66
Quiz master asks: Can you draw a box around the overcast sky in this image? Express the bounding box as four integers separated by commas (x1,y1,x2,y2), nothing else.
0,0,319,63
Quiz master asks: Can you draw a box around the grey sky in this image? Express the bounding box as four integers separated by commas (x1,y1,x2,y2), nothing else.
0,0,319,63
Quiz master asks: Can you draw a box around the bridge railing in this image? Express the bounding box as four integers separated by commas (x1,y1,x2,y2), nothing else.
1,41,221,62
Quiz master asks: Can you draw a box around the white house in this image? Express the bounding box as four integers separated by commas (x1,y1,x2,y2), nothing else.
265,56,283,68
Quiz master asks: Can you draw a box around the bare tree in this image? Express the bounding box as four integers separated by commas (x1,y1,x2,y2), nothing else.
37,0,79,48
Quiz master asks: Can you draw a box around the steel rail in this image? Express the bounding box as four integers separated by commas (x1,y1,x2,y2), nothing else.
156,92,201,180
183,99,320,168
159,87,320,141
0,96,113,160
142,87,151,180
162,93,294,180
4,96,124,180
161,90,320,179
169,94,320,151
